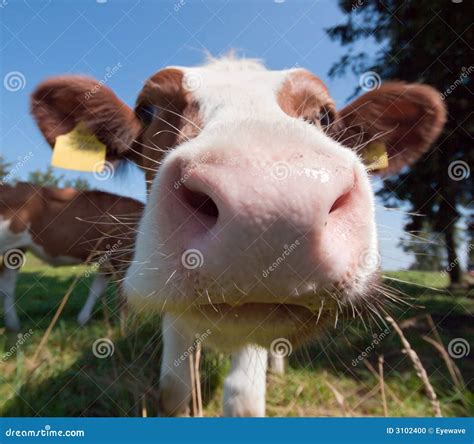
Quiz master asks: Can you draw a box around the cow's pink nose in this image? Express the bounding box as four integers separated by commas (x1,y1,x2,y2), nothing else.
157,155,367,290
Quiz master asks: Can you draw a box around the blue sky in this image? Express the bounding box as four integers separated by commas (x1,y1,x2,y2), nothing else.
0,0,413,269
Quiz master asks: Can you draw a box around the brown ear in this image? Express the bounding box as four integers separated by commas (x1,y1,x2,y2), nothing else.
335,82,446,174
31,75,141,160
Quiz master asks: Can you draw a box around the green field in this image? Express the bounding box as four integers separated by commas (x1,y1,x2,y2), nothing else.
1,256,473,417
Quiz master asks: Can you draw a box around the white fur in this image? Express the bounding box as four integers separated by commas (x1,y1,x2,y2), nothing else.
77,272,110,326
223,345,267,417
268,354,286,375
158,314,195,416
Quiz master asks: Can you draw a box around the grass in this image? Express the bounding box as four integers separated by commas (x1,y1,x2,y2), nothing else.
0,255,473,417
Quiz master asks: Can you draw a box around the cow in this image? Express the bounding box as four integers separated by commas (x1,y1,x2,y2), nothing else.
30,55,446,416
0,182,143,331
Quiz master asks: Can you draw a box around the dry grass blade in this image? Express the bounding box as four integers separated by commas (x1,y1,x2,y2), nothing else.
378,355,388,417
386,315,442,417
325,379,349,417
424,315,464,391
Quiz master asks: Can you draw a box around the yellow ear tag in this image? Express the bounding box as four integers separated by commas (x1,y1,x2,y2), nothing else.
362,142,389,171
52,123,106,172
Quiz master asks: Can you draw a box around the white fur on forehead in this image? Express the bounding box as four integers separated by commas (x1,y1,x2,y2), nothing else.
203,54,266,72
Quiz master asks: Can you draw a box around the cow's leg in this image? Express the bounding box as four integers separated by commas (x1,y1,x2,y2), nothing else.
0,265,21,332
223,344,267,417
158,313,194,416
77,272,110,326
268,354,286,375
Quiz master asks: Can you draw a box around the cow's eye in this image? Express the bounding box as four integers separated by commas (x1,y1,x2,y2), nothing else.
319,106,334,128
136,104,155,125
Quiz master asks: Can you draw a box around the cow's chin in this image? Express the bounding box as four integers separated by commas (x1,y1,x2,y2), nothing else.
174,302,332,350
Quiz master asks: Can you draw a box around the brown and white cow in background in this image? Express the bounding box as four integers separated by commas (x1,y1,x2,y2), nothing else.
0,182,143,331
30,56,446,416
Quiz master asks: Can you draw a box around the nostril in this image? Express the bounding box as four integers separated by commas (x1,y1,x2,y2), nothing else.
329,171,357,215
329,190,352,214
182,185,219,220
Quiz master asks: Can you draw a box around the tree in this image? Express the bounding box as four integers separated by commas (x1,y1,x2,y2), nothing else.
327,0,473,284
63,177,90,190
27,167,90,190
399,221,445,272
28,166,63,187
0,155,12,183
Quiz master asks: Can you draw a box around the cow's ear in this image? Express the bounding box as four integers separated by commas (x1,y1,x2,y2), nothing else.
334,82,446,174
31,75,141,160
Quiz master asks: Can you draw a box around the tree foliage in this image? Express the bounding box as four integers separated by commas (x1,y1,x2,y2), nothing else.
327,0,473,283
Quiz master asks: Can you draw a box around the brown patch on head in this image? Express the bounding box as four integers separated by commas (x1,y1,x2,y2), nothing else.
133,68,203,184
277,70,336,128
